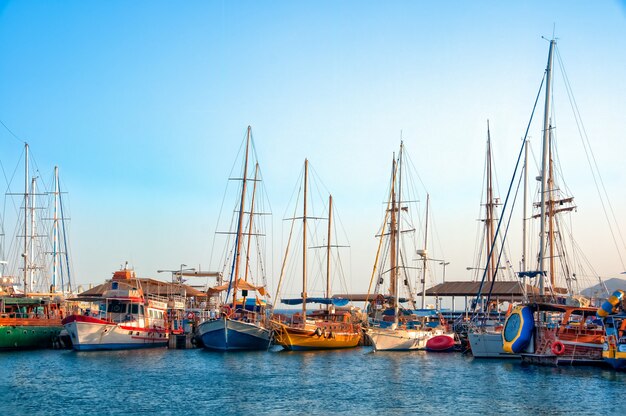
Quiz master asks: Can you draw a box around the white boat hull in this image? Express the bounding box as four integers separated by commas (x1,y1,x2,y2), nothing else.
367,326,447,351
468,330,519,359
64,316,168,351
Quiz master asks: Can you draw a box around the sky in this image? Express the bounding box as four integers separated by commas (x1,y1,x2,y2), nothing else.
1,1,625,300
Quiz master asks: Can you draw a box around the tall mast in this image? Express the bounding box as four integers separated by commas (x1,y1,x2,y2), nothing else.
522,139,529,297
23,143,29,293
326,195,332,310
548,125,556,289
30,177,36,292
232,126,251,307
389,154,397,303
485,122,496,282
538,39,556,295
242,162,260,307
52,166,59,292
421,194,430,309
395,144,404,324
302,159,309,317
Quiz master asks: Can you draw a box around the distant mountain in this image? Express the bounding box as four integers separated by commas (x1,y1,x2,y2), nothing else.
581,277,626,298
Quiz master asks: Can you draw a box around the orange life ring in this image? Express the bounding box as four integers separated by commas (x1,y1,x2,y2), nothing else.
551,341,565,356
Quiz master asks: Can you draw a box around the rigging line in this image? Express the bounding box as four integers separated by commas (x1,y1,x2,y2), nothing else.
0,119,25,143
484,166,525,312
471,72,546,318
58,180,72,293
271,184,301,311
556,46,626,270
365,157,398,305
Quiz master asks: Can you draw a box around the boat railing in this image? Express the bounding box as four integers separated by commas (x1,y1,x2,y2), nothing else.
146,293,169,304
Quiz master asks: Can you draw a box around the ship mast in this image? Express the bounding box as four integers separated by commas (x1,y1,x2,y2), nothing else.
538,39,555,295
421,194,430,309
302,159,309,317
326,195,332,310
232,126,251,308
23,143,29,293
389,154,397,307
394,143,405,324
52,166,59,292
242,162,259,309
485,122,497,282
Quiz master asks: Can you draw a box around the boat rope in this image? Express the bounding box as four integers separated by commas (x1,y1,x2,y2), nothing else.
271,186,300,313
555,45,626,270
470,72,546,322
364,157,398,305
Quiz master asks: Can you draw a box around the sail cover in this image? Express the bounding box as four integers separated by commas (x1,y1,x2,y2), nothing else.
281,297,350,306
208,278,267,296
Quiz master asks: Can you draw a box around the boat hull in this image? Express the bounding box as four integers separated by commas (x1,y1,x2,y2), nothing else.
63,315,168,351
272,321,360,351
198,317,271,351
468,331,519,359
0,318,63,351
367,326,448,351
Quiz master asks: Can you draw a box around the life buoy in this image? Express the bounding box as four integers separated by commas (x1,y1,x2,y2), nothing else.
186,312,195,320
551,341,565,356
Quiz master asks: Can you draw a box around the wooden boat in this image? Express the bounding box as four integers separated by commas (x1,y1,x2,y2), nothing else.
1,144,71,351
271,159,361,350
364,142,453,351
502,39,607,366
196,126,271,351
62,267,169,350
0,295,64,350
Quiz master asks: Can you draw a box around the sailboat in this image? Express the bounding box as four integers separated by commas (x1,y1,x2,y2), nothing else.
270,159,362,351
502,39,606,366
365,142,453,351
467,124,525,359
196,126,272,351
1,143,68,350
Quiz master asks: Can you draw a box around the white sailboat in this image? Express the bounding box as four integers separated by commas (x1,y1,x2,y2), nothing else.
365,142,453,351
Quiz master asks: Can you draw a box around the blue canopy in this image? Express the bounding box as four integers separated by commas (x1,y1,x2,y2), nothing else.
281,297,350,306
517,271,545,278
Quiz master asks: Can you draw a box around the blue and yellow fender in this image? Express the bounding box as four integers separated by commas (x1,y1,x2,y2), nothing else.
502,305,534,353
597,290,625,318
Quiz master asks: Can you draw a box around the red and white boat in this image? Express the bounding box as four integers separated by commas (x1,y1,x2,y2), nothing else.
62,268,169,351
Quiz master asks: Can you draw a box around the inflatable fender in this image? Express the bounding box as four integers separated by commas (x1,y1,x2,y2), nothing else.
502,305,534,353
597,290,625,318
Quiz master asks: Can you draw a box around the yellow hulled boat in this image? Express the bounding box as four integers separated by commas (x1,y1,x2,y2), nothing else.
271,159,361,351
272,309,361,351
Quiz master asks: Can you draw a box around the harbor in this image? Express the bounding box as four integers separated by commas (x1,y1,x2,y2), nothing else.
2,1,626,414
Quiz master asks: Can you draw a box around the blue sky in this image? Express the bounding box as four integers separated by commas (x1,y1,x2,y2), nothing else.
1,1,625,297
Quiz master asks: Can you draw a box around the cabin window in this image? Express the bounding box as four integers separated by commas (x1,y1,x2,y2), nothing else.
107,301,126,313
131,304,139,314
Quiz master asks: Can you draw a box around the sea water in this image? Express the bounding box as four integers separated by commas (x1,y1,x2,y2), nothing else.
1,347,625,415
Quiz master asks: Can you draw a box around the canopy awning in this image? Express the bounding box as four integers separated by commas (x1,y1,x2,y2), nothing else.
281,297,350,306
208,278,267,296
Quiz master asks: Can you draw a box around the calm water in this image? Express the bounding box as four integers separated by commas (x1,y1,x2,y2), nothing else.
1,347,625,415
